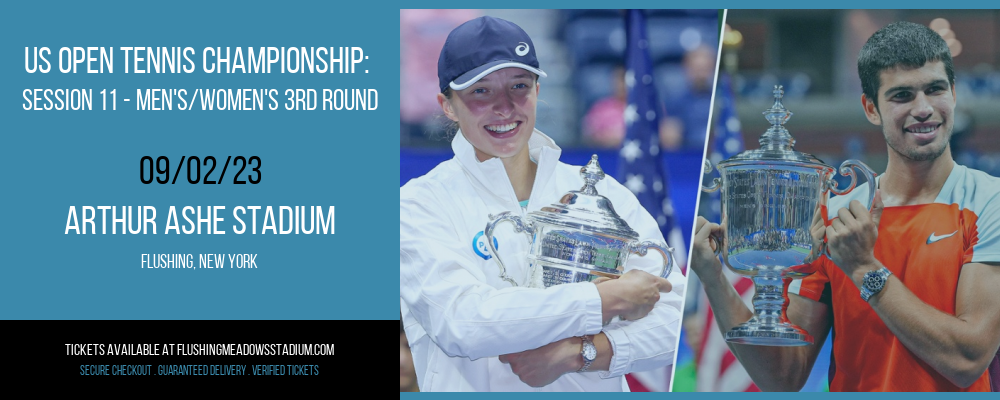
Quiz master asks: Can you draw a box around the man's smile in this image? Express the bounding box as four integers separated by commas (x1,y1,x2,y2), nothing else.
904,121,942,142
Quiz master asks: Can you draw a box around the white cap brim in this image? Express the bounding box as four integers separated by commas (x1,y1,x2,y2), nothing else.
449,60,547,91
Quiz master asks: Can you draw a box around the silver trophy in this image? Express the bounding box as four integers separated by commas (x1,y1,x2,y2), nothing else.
484,155,674,288
702,86,876,346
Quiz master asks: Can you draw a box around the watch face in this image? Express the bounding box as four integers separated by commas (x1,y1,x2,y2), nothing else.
583,343,597,361
865,271,886,290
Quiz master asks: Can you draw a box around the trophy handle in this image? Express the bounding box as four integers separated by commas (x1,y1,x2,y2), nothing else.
824,159,878,259
629,241,675,278
708,234,723,256
702,159,721,193
484,212,533,287
699,158,724,255
828,159,878,210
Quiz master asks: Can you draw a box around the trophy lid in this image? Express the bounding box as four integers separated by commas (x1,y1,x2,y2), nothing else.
529,155,639,240
719,85,831,168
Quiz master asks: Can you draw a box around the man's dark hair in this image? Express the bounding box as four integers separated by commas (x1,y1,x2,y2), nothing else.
858,21,955,110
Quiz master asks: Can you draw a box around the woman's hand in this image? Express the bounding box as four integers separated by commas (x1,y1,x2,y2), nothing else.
498,336,583,387
595,269,672,322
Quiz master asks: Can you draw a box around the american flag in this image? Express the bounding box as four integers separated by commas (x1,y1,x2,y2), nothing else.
695,72,758,392
617,9,683,392
617,9,687,272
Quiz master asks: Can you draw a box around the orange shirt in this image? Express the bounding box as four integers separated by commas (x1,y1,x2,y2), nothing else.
790,164,1000,391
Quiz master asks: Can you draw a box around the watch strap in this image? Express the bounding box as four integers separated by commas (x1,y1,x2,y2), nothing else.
578,336,595,372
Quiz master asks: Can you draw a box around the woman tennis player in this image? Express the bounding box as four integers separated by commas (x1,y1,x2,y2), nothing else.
400,16,685,391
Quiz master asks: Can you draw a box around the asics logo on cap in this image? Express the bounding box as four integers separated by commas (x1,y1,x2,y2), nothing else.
515,42,529,56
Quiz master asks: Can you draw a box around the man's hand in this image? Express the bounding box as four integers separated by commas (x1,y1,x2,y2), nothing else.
806,204,827,260
595,269,672,322
826,190,884,282
690,216,724,279
499,336,583,387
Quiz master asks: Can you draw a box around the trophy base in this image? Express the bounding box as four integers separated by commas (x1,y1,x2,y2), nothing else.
725,322,814,346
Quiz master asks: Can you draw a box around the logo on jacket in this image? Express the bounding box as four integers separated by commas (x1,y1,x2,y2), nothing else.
473,231,499,260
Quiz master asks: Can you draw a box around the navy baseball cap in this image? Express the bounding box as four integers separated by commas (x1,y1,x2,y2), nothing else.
438,16,547,93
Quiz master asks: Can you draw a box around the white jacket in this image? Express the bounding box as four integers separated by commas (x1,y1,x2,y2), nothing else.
400,129,685,391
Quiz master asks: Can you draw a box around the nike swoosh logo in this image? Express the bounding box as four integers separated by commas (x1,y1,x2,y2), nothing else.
927,230,958,244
